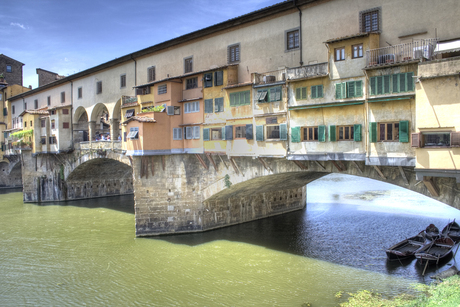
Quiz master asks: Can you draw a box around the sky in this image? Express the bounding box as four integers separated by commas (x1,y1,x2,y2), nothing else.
1,0,284,89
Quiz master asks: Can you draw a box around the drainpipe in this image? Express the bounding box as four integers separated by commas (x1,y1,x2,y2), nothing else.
293,0,303,66
70,80,74,150
131,55,137,86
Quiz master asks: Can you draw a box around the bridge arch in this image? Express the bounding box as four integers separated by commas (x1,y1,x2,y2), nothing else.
0,160,22,187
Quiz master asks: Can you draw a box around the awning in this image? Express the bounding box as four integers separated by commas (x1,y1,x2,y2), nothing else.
125,109,135,118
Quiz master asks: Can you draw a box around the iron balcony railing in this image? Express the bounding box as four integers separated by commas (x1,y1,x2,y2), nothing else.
366,38,438,67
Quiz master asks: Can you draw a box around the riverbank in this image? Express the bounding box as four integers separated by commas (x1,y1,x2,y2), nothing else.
338,275,460,307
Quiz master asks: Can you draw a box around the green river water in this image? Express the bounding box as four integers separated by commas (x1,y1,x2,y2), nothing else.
2,174,457,306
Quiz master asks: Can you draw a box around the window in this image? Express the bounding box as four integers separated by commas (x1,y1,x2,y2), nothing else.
412,132,460,148
12,106,15,114
335,47,345,61
352,44,363,58
335,81,363,99
47,96,51,106
62,108,69,115
136,86,151,96
148,66,155,82
51,120,55,129
369,72,414,95
303,127,319,141
380,122,399,141
204,73,213,88
186,77,197,90
78,87,82,99
267,126,280,139
230,90,250,107
360,8,380,33
3,107,7,116
30,121,32,127
40,137,46,145
61,91,65,103
34,99,38,109
204,99,213,113
369,121,409,143
214,71,223,86
50,110,56,115
184,101,199,113
296,87,307,100
49,136,57,144
337,125,354,141
120,74,126,88
234,126,246,139
6,65,12,73
184,57,193,73
228,43,240,63
211,128,222,140
24,121,27,128
24,102,27,110
184,126,200,140
63,122,70,129
193,126,200,139
127,127,139,140
41,119,45,128
96,81,102,94
311,85,323,99
214,97,224,112
286,29,300,51
256,86,282,103
173,128,182,140
158,84,167,95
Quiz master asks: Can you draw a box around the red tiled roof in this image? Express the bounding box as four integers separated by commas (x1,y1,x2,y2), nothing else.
122,116,156,125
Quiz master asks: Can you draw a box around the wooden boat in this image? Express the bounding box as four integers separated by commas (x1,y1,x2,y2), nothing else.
424,224,440,240
415,236,455,265
386,231,427,261
441,220,460,243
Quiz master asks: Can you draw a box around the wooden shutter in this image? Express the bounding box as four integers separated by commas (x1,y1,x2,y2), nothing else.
167,106,174,115
204,99,213,113
451,132,460,147
269,88,276,102
222,127,226,140
348,82,355,98
411,133,420,147
214,71,223,86
295,88,301,100
355,81,363,97
369,122,377,143
203,128,210,141
225,125,233,140
406,72,414,91
376,76,383,95
186,127,192,140
279,123,287,140
335,83,343,99
311,86,317,99
392,74,399,93
204,73,212,88
399,120,410,143
400,73,407,92
244,91,250,105
256,125,264,141
301,87,307,99
291,127,301,143
370,77,376,95
353,124,362,141
318,125,326,142
317,85,323,98
383,75,391,94
245,124,253,140
328,125,336,141
193,126,200,139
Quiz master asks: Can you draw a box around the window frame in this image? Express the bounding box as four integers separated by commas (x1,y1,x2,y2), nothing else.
148,66,156,82
335,47,345,61
352,44,363,59
228,43,240,64
337,125,355,141
173,127,182,140
184,56,193,74
120,74,126,88
421,132,451,148
158,84,167,95
266,125,281,140
184,101,200,114
127,127,139,140
360,7,381,33
61,91,65,103
77,87,82,99
234,125,247,139
214,97,224,113
210,128,223,140
285,28,300,51
302,126,319,141
186,77,198,90
378,122,400,142
6,65,12,73
230,90,250,107
96,81,102,94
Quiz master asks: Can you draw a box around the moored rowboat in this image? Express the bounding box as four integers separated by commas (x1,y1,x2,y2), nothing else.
415,236,455,265
386,231,427,261
441,220,460,243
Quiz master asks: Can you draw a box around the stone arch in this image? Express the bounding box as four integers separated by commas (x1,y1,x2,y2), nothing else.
0,160,22,187
73,106,89,142
89,103,110,140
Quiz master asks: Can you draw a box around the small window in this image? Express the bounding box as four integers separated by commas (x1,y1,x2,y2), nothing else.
12,105,15,114
360,8,380,33
211,128,222,140
286,29,300,51
267,125,280,139
173,128,182,140
204,73,213,88
337,125,354,141
204,99,213,113
51,120,55,129
50,110,56,115
214,71,223,86
24,121,27,128
214,97,224,113
422,132,451,147
24,102,27,110
120,74,126,88
96,81,102,94
34,99,38,109
352,44,363,58
62,108,69,115
184,101,199,113
30,121,32,126
78,87,82,99
49,136,57,144
193,126,200,139
303,127,319,141
40,137,46,145
234,126,246,139
6,65,12,73
311,85,323,99
378,122,399,141
63,122,70,129
228,43,240,63
186,77,197,90
184,57,193,73
41,119,45,128
61,92,65,103
47,96,51,105
158,84,167,95
148,66,156,82
127,127,139,140
335,47,345,61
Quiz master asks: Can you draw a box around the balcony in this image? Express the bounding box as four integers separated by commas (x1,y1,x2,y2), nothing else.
122,96,138,105
285,62,328,81
366,39,438,67
253,69,287,85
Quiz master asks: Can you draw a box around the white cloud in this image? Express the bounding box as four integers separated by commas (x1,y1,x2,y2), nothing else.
10,22,26,30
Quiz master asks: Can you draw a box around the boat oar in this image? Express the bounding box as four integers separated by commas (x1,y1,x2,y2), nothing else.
422,257,429,276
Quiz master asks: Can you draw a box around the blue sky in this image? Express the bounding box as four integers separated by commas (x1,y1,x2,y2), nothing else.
1,0,283,89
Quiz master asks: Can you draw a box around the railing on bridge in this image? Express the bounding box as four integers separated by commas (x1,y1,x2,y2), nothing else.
77,140,122,152
366,38,438,67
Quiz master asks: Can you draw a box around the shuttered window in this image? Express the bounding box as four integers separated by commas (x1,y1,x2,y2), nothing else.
148,66,155,82
302,126,318,141
173,128,182,140
318,125,326,142
204,73,213,88
370,73,414,95
193,126,200,139
337,125,354,141
120,74,126,88
369,122,377,143
336,81,362,99
269,87,282,102
295,87,307,100
311,85,323,99
214,71,223,86
184,101,199,113
354,124,362,141
184,57,193,73
245,124,253,140
204,99,213,113
186,77,197,90
211,128,222,140
214,97,224,112
291,127,301,143
230,91,250,107
234,126,246,139
256,125,264,141
228,44,240,63
257,87,281,103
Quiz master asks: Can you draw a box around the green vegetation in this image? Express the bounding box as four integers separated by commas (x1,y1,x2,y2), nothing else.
338,275,460,307
11,129,33,139
224,174,232,188
141,105,165,113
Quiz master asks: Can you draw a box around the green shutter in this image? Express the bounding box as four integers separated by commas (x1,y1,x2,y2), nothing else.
370,76,376,95
348,82,355,98
295,88,301,100
356,81,363,97
280,123,287,140
256,125,264,141
317,85,323,98
369,122,377,143
269,88,276,102
406,72,414,92
328,125,336,141
311,86,317,99
204,73,213,88
383,75,391,94
204,99,213,113
399,73,407,92
318,125,326,142
214,71,223,86
301,87,307,99
225,125,233,140
291,127,301,143
392,74,400,93
353,124,362,141
2,108,7,116
377,76,383,95
203,128,210,141
335,83,343,99
222,127,226,140
399,120,409,143
246,124,253,140
244,90,250,105
229,93,235,106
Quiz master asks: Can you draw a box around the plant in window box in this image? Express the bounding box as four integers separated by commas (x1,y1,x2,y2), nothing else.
141,105,165,113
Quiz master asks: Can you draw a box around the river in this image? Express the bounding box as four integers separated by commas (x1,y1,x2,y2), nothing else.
1,174,459,306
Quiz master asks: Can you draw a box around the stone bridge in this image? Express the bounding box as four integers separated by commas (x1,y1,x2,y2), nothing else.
20,146,459,236
0,157,22,188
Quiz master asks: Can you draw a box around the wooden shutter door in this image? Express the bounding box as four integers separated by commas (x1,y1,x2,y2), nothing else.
318,125,326,142
399,120,410,142
328,125,336,141
279,123,287,140
353,124,362,141
256,125,264,141
291,127,301,143
245,124,253,140
369,122,377,143
411,133,420,147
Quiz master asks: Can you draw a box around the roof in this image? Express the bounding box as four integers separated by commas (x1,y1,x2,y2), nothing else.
8,0,320,100
0,54,25,66
19,110,49,117
47,104,72,111
223,82,253,89
324,32,377,44
122,116,157,125
120,101,139,108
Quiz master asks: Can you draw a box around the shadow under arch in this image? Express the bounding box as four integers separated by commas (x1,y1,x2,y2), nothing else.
65,157,134,202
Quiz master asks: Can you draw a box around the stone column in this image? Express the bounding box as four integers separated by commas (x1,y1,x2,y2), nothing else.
110,118,119,141
88,121,96,142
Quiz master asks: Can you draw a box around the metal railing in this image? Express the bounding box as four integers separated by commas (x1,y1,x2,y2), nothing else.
122,96,138,105
366,38,438,67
